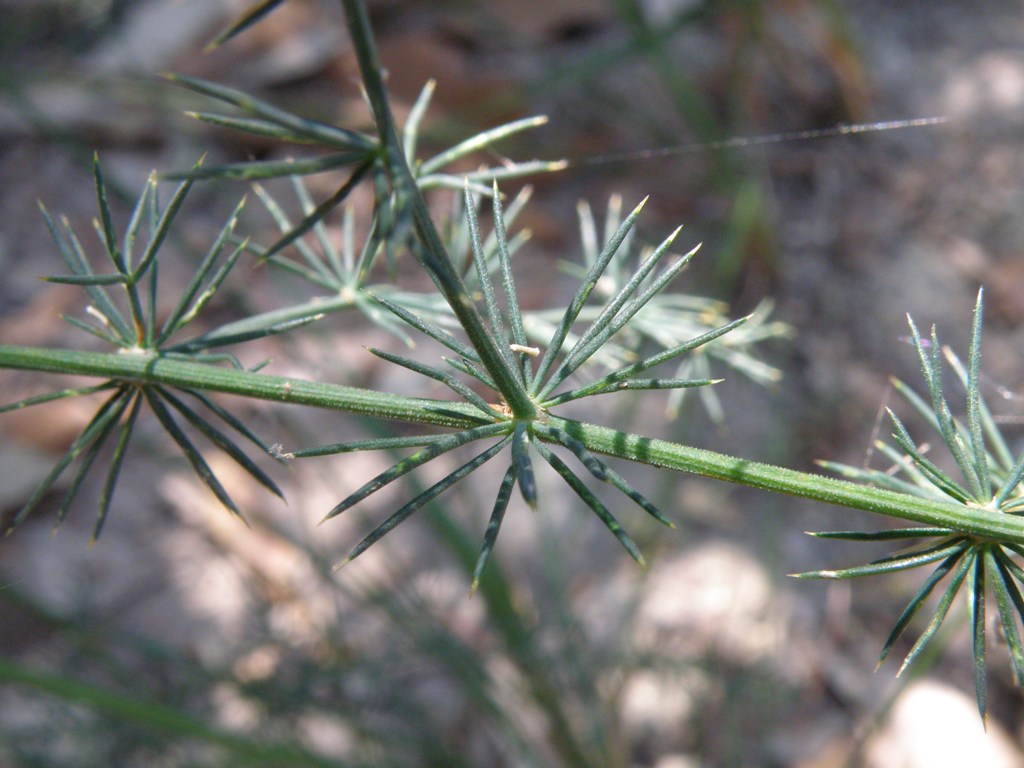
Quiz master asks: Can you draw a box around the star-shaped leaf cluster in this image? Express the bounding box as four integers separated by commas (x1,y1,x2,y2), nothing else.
2,157,295,539
805,289,1024,723
526,195,790,421
294,182,751,589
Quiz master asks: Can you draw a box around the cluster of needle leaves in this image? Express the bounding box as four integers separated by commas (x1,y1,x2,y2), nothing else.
529,195,789,422
805,289,1024,723
293,183,746,588
2,0,1023,728
1,64,770,573
166,73,563,252
0,68,570,541
165,75,565,338
2,158,294,540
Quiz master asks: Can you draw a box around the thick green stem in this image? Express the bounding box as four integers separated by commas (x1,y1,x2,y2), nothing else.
0,346,488,429
546,415,1024,546
338,0,537,419
5,344,1024,546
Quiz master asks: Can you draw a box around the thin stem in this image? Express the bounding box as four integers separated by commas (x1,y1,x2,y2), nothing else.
0,345,490,430
339,0,537,419
540,415,1024,545
4,344,1023,546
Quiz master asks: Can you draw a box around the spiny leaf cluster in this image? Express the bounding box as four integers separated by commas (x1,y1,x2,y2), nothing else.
3,157,293,539
806,289,1024,723
293,182,742,588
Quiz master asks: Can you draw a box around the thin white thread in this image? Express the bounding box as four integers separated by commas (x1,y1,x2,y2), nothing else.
570,116,949,167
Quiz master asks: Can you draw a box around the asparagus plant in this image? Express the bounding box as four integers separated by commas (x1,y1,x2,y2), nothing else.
1,0,1021,724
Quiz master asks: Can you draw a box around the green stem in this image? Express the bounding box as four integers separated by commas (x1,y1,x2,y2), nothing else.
4,344,1023,546
546,415,1024,546
0,346,488,430
338,0,537,419
0,657,346,768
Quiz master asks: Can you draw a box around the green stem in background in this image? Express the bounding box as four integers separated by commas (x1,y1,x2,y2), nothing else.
0,658,346,768
5,344,1022,546
338,0,537,420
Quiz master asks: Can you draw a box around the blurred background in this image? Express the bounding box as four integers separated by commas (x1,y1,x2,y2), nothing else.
2,0,1024,765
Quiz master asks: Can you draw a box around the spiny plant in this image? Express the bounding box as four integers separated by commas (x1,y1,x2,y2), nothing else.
1,0,1023,727
2,157,293,541
807,289,1024,720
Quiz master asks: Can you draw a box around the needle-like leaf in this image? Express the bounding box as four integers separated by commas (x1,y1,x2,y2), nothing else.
896,550,974,676
321,422,509,522
873,439,957,499
293,433,461,459
337,434,512,568
166,239,249,340
793,538,969,579
40,205,132,341
369,293,481,362
943,347,1014,474
291,176,342,274
156,386,283,499
443,356,497,391
817,446,949,501
995,448,1024,510
60,314,126,347
4,387,129,534
453,160,569,183
419,116,552,175
970,554,987,723
207,0,288,49
887,409,973,503
547,377,718,406
987,549,1024,685
122,173,151,269
135,169,200,282
179,388,281,460
908,317,982,498
533,197,647,387
164,74,375,151
92,158,148,343
0,383,117,414
807,528,953,541
144,388,247,523
511,422,537,509
94,391,143,541
158,196,247,343
492,182,533,386
170,313,321,354
366,347,498,419
255,160,374,266
877,546,967,668
966,288,990,498
403,79,435,166
543,316,746,407
465,184,513,374
535,422,673,528
532,439,644,565
165,152,370,182
92,155,125,274
471,464,517,593
187,113,337,146
53,391,132,529
541,234,695,396
45,273,127,286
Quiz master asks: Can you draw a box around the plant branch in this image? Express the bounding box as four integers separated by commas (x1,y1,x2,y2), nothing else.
339,0,537,419
0,345,490,430
545,415,1024,545
5,344,1022,546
